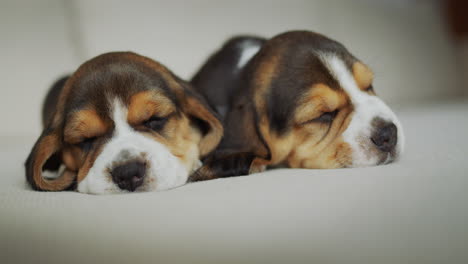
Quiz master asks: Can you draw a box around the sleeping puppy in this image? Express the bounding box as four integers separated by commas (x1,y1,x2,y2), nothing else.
190,31,404,181
25,52,223,194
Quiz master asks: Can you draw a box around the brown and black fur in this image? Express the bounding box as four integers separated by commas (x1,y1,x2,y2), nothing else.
192,36,266,115
189,31,361,181
26,52,223,191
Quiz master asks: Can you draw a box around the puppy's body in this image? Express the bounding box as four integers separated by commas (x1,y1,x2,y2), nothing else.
26,52,222,194
190,31,404,181
42,76,69,128
192,36,268,154
192,36,265,117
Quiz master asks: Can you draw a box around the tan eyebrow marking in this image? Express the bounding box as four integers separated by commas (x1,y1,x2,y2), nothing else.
295,83,346,124
64,109,109,144
127,90,175,126
352,61,374,91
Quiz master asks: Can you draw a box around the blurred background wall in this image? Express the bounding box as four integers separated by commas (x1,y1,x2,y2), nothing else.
0,0,466,137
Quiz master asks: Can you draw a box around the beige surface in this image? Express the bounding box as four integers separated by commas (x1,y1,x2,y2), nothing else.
1,101,467,264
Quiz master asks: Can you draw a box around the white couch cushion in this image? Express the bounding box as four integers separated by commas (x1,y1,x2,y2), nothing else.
1,101,467,264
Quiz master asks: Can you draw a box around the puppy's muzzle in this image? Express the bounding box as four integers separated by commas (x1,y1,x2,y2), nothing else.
371,122,398,153
111,161,146,192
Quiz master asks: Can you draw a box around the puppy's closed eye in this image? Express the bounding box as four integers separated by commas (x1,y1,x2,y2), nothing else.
365,85,374,93
309,110,338,123
143,116,168,131
76,137,97,151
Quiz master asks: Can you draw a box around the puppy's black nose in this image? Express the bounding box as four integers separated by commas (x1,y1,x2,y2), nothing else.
111,161,146,192
371,122,398,152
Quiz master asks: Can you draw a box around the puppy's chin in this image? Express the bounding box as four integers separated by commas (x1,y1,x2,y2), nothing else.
345,149,396,168
76,139,190,195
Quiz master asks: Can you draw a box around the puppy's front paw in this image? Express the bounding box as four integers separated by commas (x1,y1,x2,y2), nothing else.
249,159,267,174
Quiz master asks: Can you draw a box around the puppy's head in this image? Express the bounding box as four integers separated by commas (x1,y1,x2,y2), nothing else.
248,31,404,168
25,52,222,194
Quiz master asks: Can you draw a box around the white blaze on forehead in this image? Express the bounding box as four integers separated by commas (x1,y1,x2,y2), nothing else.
237,41,262,69
112,98,133,136
77,98,189,194
319,54,405,167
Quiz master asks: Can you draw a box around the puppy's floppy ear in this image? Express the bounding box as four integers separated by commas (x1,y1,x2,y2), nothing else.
25,129,76,191
25,76,76,191
178,81,223,157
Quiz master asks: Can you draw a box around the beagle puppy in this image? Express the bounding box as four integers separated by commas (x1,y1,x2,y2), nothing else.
25,52,223,194
190,31,404,181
